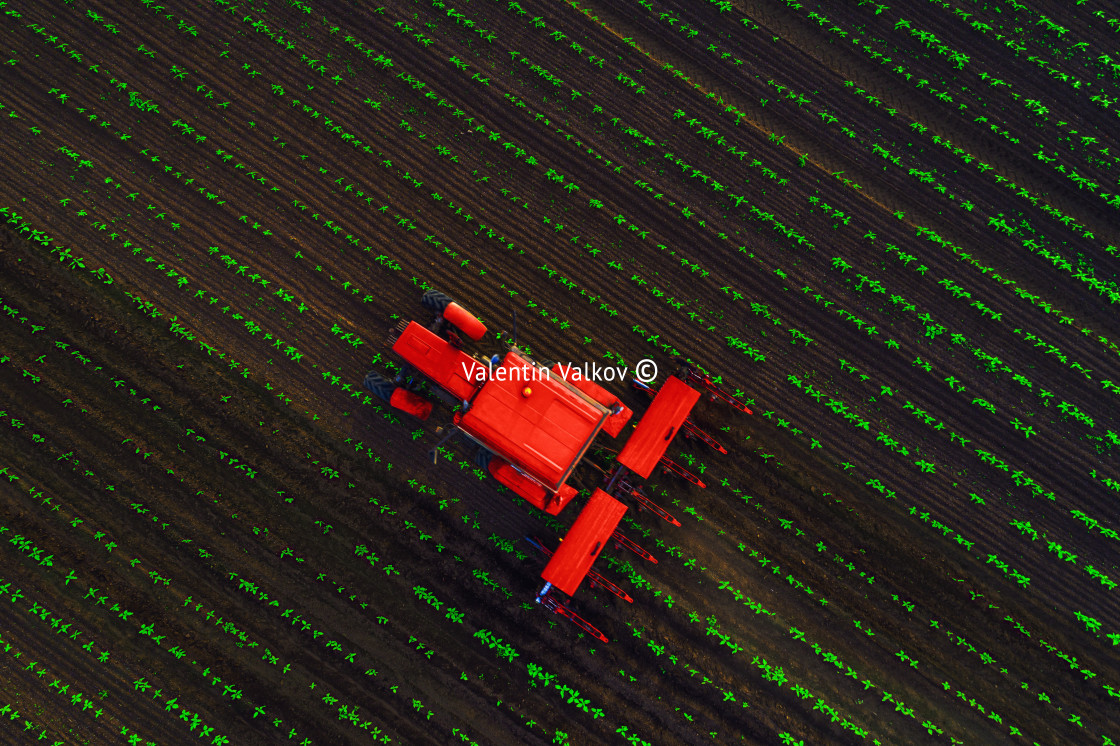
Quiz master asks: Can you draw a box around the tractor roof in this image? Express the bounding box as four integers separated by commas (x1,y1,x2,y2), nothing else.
456,349,609,491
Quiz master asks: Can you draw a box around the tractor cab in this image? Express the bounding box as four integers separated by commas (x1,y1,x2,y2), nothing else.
456,348,609,490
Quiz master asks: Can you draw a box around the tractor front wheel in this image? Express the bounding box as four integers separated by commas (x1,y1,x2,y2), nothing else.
443,302,487,341
421,289,453,313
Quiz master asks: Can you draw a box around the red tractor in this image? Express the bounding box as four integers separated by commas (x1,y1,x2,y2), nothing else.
366,290,749,642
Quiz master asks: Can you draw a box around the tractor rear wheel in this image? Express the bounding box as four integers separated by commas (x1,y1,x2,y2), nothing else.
363,371,395,403
420,289,453,313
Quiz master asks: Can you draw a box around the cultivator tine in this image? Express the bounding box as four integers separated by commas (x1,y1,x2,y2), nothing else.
540,594,609,643
637,371,750,414
630,489,681,527
658,455,707,488
680,368,752,414
587,568,634,603
714,389,752,414
610,529,657,564
681,419,727,454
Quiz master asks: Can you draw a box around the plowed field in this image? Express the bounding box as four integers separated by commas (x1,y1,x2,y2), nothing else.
1,0,1118,744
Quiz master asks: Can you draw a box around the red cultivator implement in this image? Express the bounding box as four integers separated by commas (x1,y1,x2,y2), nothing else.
365,289,750,642
526,536,634,604
631,376,737,455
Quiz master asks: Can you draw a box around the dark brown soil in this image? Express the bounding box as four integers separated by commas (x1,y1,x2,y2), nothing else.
1,0,1118,744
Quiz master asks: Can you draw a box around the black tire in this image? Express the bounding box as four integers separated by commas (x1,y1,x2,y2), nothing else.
474,448,494,470
363,371,395,403
420,289,452,313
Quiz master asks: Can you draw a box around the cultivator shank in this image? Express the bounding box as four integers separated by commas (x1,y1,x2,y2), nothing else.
538,593,610,644
610,529,657,564
628,487,681,527
658,455,706,489
681,419,727,454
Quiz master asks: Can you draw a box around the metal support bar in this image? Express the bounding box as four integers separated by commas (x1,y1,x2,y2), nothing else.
603,464,629,496
427,425,460,464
